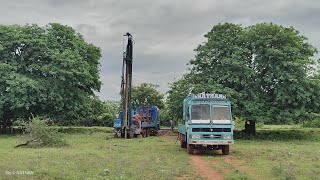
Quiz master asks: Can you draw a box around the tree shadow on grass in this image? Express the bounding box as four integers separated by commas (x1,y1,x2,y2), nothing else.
234,129,319,141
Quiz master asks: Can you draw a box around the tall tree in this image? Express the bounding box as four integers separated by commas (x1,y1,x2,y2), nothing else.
167,23,320,127
0,23,101,130
131,83,165,109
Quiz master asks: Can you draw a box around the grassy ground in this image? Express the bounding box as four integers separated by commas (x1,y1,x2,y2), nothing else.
1,126,319,179
202,126,320,180
0,130,199,180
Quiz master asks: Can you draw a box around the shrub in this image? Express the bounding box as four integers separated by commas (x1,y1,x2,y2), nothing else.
302,119,320,128
21,117,67,147
12,118,24,126
234,117,264,130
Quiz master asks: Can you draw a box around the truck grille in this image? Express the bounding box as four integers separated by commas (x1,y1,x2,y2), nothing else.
192,128,231,132
203,134,222,138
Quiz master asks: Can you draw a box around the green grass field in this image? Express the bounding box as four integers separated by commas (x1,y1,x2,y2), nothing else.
0,129,200,180
0,126,319,179
204,126,320,180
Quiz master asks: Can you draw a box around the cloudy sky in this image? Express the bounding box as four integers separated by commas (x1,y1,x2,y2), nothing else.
1,0,319,100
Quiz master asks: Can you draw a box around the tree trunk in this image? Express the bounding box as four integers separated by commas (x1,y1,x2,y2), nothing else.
244,120,256,134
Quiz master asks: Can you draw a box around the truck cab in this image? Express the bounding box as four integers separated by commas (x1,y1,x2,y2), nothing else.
178,92,234,155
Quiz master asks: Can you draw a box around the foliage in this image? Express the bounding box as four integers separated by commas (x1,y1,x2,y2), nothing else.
158,104,172,127
234,117,263,130
166,76,190,121
96,100,120,127
54,99,119,127
22,117,67,147
54,126,114,134
131,83,165,109
0,23,101,127
131,82,167,127
167,74,239,121
302,118,320,128
167,22,320,124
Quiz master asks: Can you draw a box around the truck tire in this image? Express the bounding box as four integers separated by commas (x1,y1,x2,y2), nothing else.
222,145,230,155
141,129,146,137
180,140,187,148
129,130,134,139
146,129,150,137
121,133,125,138
114,133,118,138
187,143,194,154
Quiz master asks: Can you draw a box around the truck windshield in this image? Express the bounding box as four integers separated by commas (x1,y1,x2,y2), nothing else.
191,104,210,121
212,105,230,120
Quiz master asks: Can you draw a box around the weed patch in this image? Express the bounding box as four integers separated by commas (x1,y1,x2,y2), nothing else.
272,163,297,180
18,117,67,147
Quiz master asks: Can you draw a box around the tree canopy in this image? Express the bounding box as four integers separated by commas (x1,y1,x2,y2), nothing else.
131,83,165,109
0,23,102,127
167,22,320,124
97,100,120,127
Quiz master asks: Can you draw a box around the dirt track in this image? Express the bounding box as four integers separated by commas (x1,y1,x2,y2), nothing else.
159,132,259,180
190,155,224,180
158,129,174,136
188,154,258,180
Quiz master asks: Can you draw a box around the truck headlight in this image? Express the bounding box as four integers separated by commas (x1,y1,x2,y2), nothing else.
222,134,232,139
191,134,201,139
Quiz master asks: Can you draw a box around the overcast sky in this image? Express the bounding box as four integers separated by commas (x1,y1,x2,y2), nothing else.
1,0,319,100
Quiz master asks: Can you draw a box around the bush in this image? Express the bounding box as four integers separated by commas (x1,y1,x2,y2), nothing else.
302,119,320,128
12,118,24,126
21,117,67,147
234,117,264,130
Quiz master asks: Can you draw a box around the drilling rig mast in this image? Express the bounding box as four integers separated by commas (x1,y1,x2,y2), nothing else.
121,33,133,139
113,33,160,138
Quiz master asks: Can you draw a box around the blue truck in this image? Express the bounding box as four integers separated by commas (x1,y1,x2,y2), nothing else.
113,106,160,138
178,92,234,155
136,105,160,137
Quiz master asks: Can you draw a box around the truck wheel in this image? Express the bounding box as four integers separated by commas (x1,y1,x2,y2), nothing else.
114,133,118,138
146,129,150,137
187,144,194,154
180,140,187,148
129,130,134,139
155,130,159,136
141,129,146,137
222,145,230,155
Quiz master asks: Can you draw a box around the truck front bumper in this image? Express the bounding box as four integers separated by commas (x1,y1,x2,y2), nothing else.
190,140,234,145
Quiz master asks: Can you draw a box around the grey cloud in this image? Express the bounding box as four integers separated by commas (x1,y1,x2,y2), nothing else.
1,0,319,100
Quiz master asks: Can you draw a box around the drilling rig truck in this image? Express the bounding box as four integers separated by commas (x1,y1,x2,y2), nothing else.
136,105,160,137
113,33,160,138
178,92,234,155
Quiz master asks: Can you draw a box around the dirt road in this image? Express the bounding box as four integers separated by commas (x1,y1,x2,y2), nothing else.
159,133,259,180
190,155,224,180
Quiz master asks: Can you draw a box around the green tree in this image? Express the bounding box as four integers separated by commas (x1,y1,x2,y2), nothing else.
97,100,120,127
166,74,238,121
166,75,190,121
167,23,320,129
0,23,101,130
131,83,165,109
